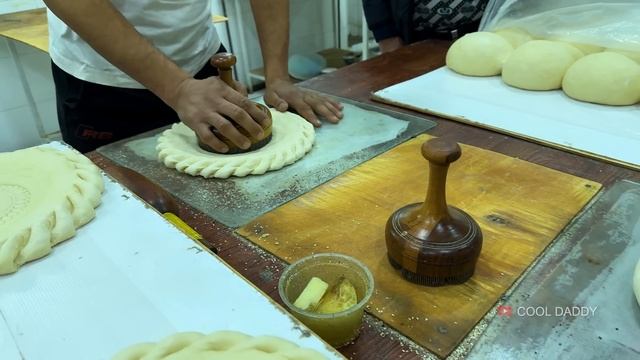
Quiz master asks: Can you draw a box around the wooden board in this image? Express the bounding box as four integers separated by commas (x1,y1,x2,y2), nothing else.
371,67,640,171
237,134,601,358
0,8,48,52
467,180,640,359
0,8,228,53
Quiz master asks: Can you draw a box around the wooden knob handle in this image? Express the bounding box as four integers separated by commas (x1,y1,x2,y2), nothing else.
210,52,237,89
422,138,461,166
420,138,461,221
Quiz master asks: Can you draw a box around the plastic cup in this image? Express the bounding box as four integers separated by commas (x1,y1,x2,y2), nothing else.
278,253,375,347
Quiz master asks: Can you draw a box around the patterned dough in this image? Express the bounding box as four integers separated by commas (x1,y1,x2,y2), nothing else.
0,146,104,275
157,110,315,179
112,331,328,360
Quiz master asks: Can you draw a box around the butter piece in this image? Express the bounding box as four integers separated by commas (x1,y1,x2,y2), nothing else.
293,277,329,311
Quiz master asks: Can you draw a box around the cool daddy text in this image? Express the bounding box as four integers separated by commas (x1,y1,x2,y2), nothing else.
516,306,597,317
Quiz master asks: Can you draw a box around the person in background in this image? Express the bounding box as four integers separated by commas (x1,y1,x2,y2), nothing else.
44,0,343,153
363,0,489,53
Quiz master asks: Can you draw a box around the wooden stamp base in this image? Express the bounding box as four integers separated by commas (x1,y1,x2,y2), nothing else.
197,103,273,155
198,133,272,154
385,204,483,286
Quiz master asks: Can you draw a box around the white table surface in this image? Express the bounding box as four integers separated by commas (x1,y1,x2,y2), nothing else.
0,143,343,360
373,67,640,169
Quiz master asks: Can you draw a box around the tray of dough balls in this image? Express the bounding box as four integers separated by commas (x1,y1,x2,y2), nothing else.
0,142,343,360
372,29,640,170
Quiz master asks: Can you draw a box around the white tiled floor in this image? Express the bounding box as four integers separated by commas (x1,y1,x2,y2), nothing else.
35,97,58,134
18,50,55,102
0,38,10,58
0,106,41,152
0,36,57,151
12,38,40,55
0,56,29,111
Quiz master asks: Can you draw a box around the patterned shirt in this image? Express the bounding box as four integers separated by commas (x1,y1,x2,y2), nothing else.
413,0,488,32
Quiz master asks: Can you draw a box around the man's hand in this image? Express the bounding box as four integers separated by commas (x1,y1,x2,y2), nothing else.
171,77,270,153
379,37,404,53
264,79,343,127
249,0,342,127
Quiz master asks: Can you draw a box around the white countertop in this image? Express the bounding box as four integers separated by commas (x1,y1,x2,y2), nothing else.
0,142,343,360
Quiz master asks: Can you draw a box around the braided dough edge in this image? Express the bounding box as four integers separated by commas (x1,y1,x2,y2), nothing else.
112,330,328,360
0,147,104,275
156,110,315,179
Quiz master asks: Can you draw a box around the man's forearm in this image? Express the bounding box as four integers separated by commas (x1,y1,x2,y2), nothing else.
250,0,290,84
44,0,189,107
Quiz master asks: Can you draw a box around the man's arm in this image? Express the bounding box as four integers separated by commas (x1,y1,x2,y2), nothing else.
363,0,404,53
43,0,267,153
250,0,343,127
248,0,289,86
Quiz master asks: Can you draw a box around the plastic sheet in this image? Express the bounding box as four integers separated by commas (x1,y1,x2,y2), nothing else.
479,1,640,51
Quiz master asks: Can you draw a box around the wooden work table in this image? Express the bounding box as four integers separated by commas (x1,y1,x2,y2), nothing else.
0,8,48,52
88,40,640,359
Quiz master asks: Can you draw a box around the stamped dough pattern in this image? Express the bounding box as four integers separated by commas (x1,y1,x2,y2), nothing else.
157,110,315,179
0,185,30,226
112,331,328,360
0,147,104,275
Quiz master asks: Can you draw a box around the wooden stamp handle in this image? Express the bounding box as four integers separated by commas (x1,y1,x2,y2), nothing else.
420,138,462,220
421,138,462,166
210,52,237,90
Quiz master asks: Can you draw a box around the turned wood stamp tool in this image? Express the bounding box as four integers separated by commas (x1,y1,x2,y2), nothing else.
197,52,273,154
385,138,482,286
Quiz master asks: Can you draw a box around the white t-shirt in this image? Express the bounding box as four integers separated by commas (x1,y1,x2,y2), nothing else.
47,1,221,89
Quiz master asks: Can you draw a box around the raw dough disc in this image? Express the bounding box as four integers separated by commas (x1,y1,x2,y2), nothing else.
446,31,513,76
494,28,533,48
157,110,315,179
502,40,583,90
562,52,640,106
0,146,104,275
112,331,328,360
634,258,640,307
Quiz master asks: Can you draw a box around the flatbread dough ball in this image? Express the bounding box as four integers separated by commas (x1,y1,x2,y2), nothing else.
566,42,603,55
606,48,640,64
502,40,583,90
546,37,602,55
494,28,533,48
446,32,513,76
563,52,640,106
